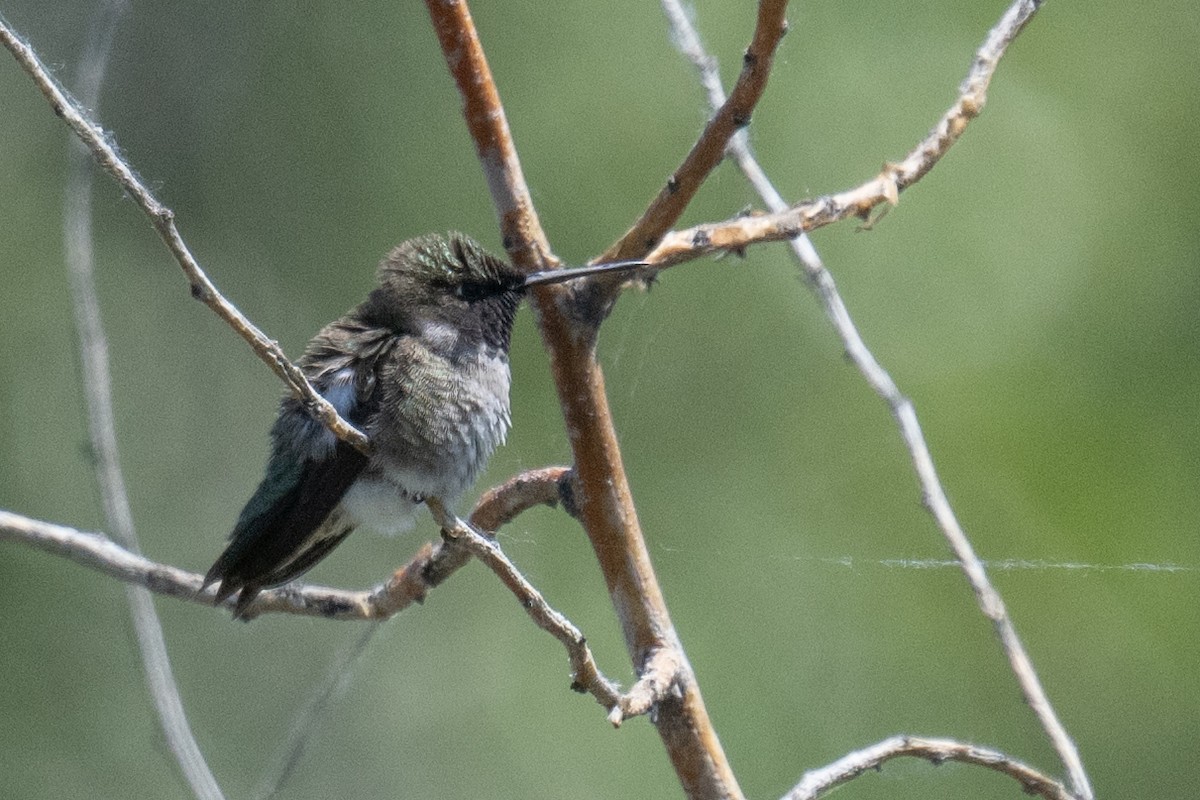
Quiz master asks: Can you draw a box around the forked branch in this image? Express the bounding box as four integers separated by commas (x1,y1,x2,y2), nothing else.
648,0,1046,267
422,2,748,798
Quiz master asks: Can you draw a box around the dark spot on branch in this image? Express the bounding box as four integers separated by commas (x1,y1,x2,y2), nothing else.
51,102,64,118
314,594,357,617
666,176,679,194
569,680,587,694
557,470,581,519
189,282,208,301
692,230,711,248
732,111,751,128
502,235,514,251
743,51,758,68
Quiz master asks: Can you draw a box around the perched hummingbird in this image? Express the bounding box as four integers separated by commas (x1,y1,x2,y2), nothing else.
204,232,644,616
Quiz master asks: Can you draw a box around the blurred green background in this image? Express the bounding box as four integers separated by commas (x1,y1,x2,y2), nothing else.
2,1,1197,798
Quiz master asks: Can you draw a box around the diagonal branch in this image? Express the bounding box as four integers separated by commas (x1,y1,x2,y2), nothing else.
600,0,790,264
0,15,368,455
428,499,627,717
648,0,1045,267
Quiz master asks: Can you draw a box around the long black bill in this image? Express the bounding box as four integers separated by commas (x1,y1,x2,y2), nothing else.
522,259,651,288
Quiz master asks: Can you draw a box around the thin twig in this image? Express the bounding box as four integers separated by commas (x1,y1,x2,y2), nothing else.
662,3,1092,800
254,623,382,800
0,14,368,454
428,500,625,716
782,735,1077,800
0,468,572,622
62,4,222,798
648,0,1046,267
601,0,790,264
422,4,744,797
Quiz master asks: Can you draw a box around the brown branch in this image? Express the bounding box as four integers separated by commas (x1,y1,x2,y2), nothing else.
600,0,791,264
423,0,551,268
0,18,368,455
781,735,1078,800
647,0,1045,267
423,4,743,798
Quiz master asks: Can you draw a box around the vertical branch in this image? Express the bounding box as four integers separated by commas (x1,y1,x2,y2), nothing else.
423,3,744,798
62,3,224,799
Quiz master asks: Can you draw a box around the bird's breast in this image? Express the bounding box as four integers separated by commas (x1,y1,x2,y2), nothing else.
367,341,512,504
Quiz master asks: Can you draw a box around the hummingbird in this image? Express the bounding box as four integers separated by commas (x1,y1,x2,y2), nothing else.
204,232,645,617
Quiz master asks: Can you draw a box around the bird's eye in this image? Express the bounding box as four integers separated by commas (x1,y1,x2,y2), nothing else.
454,281,494,303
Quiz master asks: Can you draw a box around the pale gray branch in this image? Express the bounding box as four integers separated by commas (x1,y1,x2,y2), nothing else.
62,3,222,797
662,2,1092,800
782,735,1077,800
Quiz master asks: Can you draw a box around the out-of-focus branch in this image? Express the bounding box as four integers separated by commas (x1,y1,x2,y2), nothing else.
60,4,223,799
601,0,790,264
422,3,744,798
0,15,368,455
648,0,1045,267
661,3,1093,800
781,736,1078,800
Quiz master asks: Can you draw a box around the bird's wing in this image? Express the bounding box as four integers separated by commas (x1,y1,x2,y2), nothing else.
204,438,369,614
205,324,400,616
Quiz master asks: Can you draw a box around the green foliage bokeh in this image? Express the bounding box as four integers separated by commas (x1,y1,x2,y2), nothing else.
1,2,1197,799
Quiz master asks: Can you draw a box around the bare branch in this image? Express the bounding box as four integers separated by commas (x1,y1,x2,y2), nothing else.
428,500,626,717
601,0,790,264
422,0,551,267
423,4,744,798
782,735,1078,800
0,468,567,621
0,464,640,720
0,15,368,454
60,4,223,797
661,3,1093,800
648,0,1045,267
